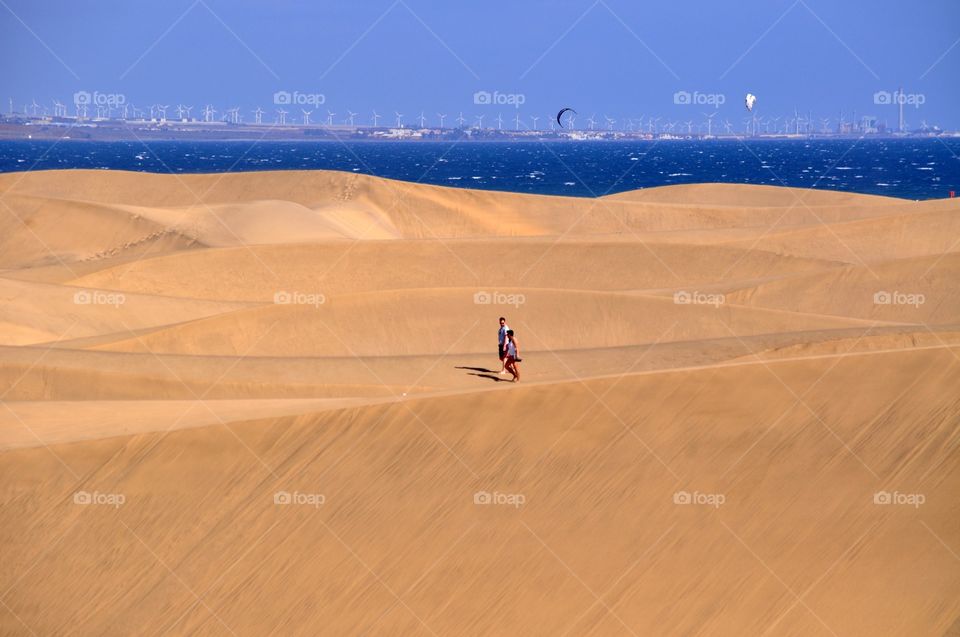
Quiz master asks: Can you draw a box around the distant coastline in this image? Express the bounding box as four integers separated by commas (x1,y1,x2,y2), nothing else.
2,118,957,144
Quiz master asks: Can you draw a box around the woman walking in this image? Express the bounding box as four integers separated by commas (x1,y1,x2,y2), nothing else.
504,329,520,383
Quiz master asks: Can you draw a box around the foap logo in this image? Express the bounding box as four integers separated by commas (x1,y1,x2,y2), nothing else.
74,490,125,508
74,90,126,107
673,290,725,308
273,490,326,508
273,90,325,106
473,90,526,108
873,90,926,108
673,90,725,107
474,490,525,508
673,490,725,508
873,290,925,308
473,291,525,307
274,290,326,307
73,290,126,307
873,490,925,508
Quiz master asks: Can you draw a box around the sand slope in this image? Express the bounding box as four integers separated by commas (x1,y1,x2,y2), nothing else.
1,170,958,636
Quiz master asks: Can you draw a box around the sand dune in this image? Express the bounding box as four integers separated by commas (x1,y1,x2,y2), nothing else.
1,169,958,636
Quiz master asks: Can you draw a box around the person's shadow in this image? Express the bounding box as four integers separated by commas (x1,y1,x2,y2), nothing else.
455,366,510,382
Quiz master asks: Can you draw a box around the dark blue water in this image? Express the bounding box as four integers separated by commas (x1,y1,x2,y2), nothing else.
2,139,958,200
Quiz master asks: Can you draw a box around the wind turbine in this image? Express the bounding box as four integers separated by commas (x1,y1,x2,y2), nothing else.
685,120,694,134
495,113,503,130
276,109,288,125
253,107,264,124
158,105,168,121
437,113,447,128
703,111,717,136
326,110,336,126
346,110,357,126
514,112,522,130
723,120,733,134
605,115,616,131
30,99,40,116
456,112,465,128
395,111,404,128
475,114,485,129
176,104,186,120
302,109,312,125
372,110,382,127
417,111,426,128
587,114,597,130
531,115,539,130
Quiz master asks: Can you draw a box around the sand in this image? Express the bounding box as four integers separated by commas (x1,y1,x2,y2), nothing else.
1,169,958,636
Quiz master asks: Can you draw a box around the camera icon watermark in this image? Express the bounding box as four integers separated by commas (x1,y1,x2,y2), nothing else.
873,90,925,108
473,90,526,108
73,289,126,307
473,490,525,508
273,290,326,307
673,90,725,107
873,290,925,308
673,490,725,508
73,90,126,107
273,490,326,508
273,90,325,106
74,490,125,508
873,490,924,508
673,290,725,308
473,291,525,307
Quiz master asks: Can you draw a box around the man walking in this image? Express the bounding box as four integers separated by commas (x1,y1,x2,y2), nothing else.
497,317,510,374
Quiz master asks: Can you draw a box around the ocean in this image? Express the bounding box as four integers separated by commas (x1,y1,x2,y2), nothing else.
1,138,958,200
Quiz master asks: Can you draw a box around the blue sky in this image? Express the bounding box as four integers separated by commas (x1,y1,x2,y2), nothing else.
2,0,958,128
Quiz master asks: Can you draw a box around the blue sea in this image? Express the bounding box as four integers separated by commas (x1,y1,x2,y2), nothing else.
1,138,958,200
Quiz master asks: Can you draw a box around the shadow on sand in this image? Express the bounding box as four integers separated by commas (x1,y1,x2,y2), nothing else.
455,366,510,382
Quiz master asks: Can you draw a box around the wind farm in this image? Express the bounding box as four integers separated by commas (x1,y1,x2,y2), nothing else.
2,91,955,142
